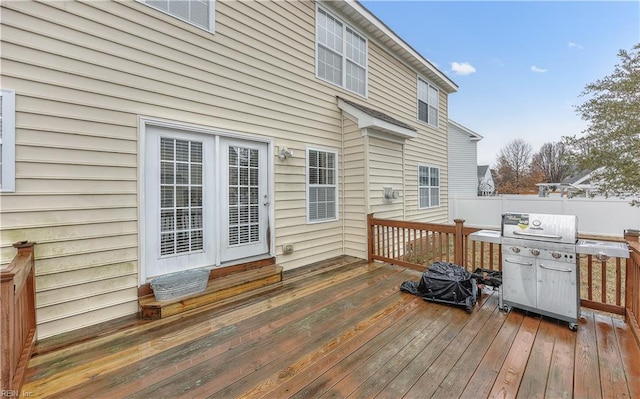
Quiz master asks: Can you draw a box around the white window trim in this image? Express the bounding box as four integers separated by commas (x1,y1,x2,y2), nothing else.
1,89,16,193
138,0,216,33
418,164,440,209
315,4,368,97
306,147,339,224
417,76,439,127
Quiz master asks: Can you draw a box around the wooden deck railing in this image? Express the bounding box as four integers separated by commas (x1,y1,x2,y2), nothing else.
625,235,640,348
367,214,636,321
1,241,36,393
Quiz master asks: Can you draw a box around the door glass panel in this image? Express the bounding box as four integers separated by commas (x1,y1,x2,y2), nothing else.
160,138,204,255
228,145,260,246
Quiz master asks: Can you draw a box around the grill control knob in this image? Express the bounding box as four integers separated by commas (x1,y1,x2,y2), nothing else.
530,249,540,256
551,252,562,259
511,246,521,253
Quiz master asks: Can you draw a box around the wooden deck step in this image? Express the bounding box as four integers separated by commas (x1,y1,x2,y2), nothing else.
139,264,283,320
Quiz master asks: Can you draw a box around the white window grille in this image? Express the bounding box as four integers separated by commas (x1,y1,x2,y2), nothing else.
227,145,261,246
316,6,367,96
307,148,338,222
159,137,204,256
418,165,440,208
418,78,439,127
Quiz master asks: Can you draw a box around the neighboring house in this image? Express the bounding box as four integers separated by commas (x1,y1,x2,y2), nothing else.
447,120,483,198
559,168,603,198
477,165,495,196
0,0,458,338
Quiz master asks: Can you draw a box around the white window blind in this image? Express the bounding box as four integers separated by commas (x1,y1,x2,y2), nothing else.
418,165,440,208
307,148,338,222
227,145,261,246
159,137,204,256
316,6,367,96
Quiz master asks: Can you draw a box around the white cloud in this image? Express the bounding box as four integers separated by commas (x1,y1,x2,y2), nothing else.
451,61,476,75
530,65,548,73
568,41,584,49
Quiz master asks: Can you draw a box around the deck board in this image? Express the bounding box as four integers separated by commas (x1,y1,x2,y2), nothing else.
487,313,540,399
516,317,558,399
574,311,602,398
22,259,640,399
595,313,631,399
612,318,640,399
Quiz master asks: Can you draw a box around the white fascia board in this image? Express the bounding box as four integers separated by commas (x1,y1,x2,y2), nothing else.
338,99,417,140
449,119,483,141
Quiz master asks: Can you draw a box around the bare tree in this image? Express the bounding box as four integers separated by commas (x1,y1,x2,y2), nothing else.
494,139,533,194
531,142,571,186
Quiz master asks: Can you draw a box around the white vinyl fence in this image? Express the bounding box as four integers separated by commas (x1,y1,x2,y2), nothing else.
449,196,640,237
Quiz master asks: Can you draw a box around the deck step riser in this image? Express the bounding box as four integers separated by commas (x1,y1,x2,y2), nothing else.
139,265,283,320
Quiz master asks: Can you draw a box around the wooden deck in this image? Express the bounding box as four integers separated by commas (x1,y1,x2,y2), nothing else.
22,257,640,398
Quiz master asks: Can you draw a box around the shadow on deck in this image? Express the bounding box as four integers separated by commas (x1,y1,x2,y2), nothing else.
22,256,640,398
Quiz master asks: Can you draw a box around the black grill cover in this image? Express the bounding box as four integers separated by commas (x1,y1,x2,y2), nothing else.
401,262,476,305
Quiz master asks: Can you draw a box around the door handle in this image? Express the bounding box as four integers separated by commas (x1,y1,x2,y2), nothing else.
540,264,572,272
504,258,533,266
263,194,269,206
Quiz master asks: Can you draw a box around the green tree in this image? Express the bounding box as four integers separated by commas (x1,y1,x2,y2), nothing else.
564,44,640,203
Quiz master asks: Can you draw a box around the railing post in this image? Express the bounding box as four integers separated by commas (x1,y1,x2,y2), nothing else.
1,262,15,390
367,213,374,263
625,230,639,331
454,219,465,266
1,241,36,393
13,241,36,345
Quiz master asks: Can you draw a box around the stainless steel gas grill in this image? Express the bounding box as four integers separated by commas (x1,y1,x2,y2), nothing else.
470,212,630,331
501,213,580,330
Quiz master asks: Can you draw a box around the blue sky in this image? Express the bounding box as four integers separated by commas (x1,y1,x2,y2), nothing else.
361,1,640,166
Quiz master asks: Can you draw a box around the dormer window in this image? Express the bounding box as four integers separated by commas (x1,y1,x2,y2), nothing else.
316,6,367,96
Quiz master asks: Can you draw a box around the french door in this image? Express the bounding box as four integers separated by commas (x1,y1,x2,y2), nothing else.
144,126,269,281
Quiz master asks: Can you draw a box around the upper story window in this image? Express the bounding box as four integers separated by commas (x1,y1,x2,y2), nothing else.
316,6,367,96
0,89,16,192
418,165,440,208
307,148,338,223
418,77,439,127
140,0,215,32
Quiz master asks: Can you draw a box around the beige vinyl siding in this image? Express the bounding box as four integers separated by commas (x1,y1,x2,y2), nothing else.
0,0,452,338
342,117,366,258
0,0,348,338
362,41,449,224
404,96,449,224
368,137,404,219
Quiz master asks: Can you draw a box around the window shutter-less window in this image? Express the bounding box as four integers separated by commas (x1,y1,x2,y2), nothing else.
316,6,367,96
418,165,440,208
142,0,215,32
307,148,338,222
418,78,439,127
